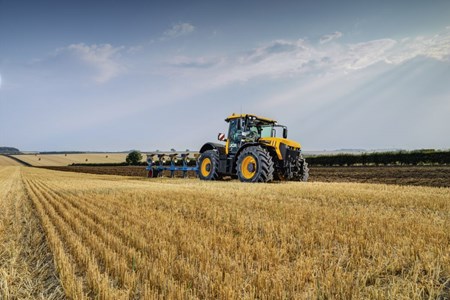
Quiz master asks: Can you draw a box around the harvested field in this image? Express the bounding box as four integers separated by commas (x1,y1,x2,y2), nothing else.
43,165,450,188
1,166,449,298
0,155,24,166
0,167,64,299
12,153,145,166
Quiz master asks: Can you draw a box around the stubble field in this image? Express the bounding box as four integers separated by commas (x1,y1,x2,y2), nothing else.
0,162,449,299
0,155,23,166
10,153,145,167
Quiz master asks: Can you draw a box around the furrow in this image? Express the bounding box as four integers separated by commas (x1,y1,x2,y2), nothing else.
23,178,86,299
31,179,138,291
25,178,129,300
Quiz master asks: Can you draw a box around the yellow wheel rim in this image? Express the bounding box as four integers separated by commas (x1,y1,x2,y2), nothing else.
241,156,257,179
201,157,212,177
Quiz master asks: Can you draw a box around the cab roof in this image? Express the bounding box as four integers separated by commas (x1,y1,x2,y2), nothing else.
225,113,276,124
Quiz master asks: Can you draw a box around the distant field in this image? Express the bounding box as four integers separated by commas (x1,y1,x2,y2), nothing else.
11,153,145,166
0,155,23,166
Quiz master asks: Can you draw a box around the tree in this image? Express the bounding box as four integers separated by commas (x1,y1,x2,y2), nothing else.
126,150,142,165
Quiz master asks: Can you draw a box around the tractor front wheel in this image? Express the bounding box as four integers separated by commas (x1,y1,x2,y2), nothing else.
294,156,309,182
236,146,274,183
198,150,221,180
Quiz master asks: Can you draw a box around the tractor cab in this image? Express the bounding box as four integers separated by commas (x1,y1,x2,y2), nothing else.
224,114,288,154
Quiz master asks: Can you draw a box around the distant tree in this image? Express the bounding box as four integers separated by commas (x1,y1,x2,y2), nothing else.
0,147,21,154
126,151,142,165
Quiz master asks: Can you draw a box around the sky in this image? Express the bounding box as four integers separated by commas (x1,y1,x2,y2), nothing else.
0,0,449,152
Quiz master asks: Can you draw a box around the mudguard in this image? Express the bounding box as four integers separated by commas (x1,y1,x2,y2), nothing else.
199,142,226,155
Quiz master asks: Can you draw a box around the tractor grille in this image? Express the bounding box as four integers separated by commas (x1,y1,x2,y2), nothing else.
285,148,300,162
280,143,300,162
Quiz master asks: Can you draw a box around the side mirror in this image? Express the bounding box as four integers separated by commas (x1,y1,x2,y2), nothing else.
218,133,227,141
283,127,288,139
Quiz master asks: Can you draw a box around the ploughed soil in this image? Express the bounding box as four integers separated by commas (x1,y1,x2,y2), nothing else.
309,166,450,188
40,165,450,188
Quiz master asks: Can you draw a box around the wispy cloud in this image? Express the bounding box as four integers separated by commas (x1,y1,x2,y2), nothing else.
168,55,224,68
162,23,195,40
58,43,126,83
320,31,343,44
165,27,450,87
345,39,397,69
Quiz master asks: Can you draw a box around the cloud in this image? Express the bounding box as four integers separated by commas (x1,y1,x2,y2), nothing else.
345,39,397,69
320,31,343,44
165,27,450,88
168,55,224,68
238,39,306,64
58,43,126,83
162,23,195,40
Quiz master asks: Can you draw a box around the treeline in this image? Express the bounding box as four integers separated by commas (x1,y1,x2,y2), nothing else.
0,147,21,154
306,149,450,166
40,151,87,154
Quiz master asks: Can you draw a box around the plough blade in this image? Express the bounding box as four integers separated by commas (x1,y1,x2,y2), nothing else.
146,150,199,178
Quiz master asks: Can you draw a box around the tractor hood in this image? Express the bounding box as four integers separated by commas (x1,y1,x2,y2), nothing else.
259,137,301,149
259,137,301,160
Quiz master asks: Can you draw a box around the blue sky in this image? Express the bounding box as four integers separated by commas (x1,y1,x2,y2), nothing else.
1,0,449,151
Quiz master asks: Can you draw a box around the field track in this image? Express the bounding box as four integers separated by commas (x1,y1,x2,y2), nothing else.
1,166,449,298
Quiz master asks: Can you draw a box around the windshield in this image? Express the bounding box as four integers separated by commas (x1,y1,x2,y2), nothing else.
260,125,273,138
256,124,286,138
234,117,287,140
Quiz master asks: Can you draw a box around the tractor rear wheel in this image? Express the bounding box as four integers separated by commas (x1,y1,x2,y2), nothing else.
236,146,274,183
198,150,221,180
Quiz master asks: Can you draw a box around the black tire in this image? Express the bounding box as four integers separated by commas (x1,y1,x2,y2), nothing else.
198,150,221,180
236,146,274,183
294,156,309,182
147,169,159,178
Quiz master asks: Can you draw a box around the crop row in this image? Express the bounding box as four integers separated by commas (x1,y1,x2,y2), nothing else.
0,167,64,299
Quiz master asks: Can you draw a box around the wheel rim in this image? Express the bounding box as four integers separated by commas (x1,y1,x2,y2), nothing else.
200,157,212,177
241,156,257,179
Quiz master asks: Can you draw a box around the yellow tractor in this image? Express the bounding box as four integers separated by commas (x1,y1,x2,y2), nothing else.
198,113,309,182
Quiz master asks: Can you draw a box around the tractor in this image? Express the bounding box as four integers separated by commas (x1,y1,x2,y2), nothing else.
198,113,309,182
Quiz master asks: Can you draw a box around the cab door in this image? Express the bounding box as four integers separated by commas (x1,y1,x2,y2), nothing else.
227,118,243,154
